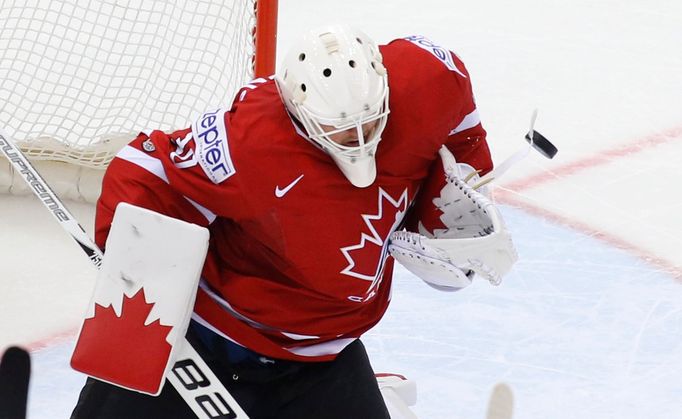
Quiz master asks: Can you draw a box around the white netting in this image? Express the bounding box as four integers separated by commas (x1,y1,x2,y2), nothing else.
0,0,261,202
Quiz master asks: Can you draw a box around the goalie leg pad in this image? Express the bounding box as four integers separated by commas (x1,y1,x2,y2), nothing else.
377,373,419,419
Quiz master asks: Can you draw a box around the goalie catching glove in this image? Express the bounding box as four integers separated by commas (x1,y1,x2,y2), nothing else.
389,146,518,291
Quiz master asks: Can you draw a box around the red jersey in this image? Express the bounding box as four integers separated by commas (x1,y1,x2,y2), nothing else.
95,37,492,362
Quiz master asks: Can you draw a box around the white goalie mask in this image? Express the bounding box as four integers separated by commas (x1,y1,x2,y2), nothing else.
275,24,390,188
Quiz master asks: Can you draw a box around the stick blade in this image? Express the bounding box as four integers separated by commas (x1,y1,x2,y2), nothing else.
525,130,558,159
0,346,31,419
485,382,514,419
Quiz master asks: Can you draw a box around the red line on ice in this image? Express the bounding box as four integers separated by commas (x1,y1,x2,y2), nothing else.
496,124,682,281
27,328,78,352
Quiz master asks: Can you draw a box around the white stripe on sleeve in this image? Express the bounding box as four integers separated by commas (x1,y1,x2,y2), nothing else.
449,108,481,136
117,145,169,183
116,145,216,224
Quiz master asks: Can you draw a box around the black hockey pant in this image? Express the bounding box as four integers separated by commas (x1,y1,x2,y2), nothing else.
70,322,390,419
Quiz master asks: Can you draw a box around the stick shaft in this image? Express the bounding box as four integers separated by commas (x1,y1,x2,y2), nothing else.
0,129,103,267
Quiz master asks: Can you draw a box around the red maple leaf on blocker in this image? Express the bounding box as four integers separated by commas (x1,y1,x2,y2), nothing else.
71,288,173,394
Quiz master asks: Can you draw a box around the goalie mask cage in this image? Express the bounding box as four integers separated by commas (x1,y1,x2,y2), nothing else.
0,0,278,203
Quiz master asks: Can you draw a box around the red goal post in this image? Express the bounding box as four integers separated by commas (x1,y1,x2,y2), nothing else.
0,0,278,203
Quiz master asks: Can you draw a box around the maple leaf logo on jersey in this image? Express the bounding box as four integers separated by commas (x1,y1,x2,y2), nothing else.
71,288,173,394
340,188,409,301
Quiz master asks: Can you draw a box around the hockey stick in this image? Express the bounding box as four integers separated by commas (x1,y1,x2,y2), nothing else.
0,134,104,268
0,347,30,419
0,128,249,419
472,110,558,189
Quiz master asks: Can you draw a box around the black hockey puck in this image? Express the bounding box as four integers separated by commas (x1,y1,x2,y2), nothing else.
525,130,558,159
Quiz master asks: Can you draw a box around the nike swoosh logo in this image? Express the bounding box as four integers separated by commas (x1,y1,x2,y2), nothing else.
275,174,304,198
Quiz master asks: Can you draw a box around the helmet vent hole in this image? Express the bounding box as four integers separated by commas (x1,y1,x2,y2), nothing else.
323,68,332,77
298,53,306,61
300,83,307,92
349,60,356,68
356,37,363,44
371,62,376,69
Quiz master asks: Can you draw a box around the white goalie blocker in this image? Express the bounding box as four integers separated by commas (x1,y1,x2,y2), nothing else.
71,203,209,395
389,146,518,291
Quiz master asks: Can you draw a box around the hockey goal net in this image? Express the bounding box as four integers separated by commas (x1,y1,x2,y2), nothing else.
0,0,277,203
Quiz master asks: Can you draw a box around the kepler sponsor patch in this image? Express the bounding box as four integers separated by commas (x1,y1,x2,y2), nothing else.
191,108,235,184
